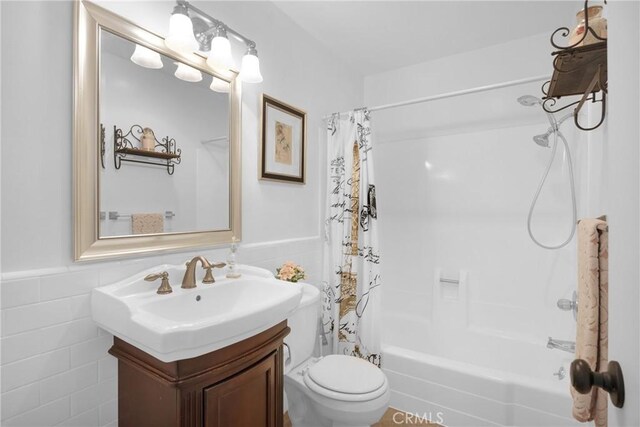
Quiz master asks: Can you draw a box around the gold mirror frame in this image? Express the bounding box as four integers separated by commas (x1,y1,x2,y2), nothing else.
73,0,241,261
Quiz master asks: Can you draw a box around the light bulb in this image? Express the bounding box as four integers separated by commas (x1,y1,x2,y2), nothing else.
207,36,233,71
239,46,263,83
165,5,198,54
174,62,202,82
130,44,163,69
210,76,230,93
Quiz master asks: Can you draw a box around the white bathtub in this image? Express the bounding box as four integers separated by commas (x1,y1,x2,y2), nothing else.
382,316,582,427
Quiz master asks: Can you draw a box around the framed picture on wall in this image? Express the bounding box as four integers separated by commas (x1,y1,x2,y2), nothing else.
260,94,306,184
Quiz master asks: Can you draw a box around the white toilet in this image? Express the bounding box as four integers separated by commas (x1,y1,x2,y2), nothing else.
284,283,390,427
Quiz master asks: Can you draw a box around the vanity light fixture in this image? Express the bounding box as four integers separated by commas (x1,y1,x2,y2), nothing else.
166,0,263,83
165,3,199,54
239,45,263,84
174,62,202,82
210,76,230,93
130,44,163,69
206,26,234,71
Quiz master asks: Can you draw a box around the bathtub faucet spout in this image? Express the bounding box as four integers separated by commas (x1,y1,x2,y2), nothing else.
547,337,576,353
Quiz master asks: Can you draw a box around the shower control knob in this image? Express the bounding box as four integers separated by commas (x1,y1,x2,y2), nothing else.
553,366,566,380
557,291,578,320
571,359,625,408
557,299,574,310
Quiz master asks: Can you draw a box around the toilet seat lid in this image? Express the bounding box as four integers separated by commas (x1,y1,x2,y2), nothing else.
306,355,386,395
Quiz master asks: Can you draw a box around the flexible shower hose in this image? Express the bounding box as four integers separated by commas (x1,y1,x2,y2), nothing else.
527,129,577,249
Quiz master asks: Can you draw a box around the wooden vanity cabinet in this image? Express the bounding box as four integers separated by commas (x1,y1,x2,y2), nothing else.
109,321,289,427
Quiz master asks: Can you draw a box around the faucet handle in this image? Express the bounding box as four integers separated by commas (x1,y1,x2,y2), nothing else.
144,271,173,295
202,262,226,284
557,290,578,321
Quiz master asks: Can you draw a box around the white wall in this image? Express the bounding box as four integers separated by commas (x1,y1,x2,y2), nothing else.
607,2,640,425
0,1,362,425
366,31,604,371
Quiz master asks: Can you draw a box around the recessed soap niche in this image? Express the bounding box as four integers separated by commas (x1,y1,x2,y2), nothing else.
435,268,467,301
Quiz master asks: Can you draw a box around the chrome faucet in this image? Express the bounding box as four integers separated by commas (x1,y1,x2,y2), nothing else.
182,256,226,289
547,337,576,353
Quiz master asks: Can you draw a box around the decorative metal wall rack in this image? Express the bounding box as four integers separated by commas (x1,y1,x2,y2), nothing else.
541,0,607,131
113,124,182,175
100,124,106,169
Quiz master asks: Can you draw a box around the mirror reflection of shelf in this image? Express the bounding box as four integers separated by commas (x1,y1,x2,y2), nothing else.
115,147,181,160
111,124,182,175
100,124,106,169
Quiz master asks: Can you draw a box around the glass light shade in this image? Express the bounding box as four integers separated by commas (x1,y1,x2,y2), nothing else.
174,63,202,82
165,13,198,53
210,77,230,93
130,44,163,69
206,36,234,71
239,54,263,83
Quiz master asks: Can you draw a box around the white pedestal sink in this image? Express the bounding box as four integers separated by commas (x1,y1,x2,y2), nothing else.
91,264,303,362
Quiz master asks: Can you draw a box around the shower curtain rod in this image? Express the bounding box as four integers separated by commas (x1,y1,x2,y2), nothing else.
322,74,549,120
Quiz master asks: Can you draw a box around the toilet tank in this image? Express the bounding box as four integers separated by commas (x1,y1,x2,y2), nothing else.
284,282,321,371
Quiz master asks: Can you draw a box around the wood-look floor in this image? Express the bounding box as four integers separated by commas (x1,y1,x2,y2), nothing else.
284,407,440,426
373,408,441,426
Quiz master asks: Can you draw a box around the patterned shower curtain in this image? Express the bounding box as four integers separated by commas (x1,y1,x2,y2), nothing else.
322,109,382,367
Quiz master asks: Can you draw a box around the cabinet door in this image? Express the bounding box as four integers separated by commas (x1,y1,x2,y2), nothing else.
204,351,280,427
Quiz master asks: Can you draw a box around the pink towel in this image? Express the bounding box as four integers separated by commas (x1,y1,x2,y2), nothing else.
572,218,608,427
131,213,164,235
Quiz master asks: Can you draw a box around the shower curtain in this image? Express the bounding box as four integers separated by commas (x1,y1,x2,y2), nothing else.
322,109,382,367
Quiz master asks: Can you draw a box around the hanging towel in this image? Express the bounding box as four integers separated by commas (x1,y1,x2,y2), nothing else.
131,213,164,235
572,218,608,427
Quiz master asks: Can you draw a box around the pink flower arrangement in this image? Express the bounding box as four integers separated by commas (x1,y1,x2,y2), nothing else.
276,261,306,283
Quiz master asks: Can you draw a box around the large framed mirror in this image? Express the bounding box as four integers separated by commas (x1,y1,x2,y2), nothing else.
74,1,241,261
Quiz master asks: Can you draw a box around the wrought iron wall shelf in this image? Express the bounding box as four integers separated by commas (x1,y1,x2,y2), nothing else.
113,124,182,175
541,0,607,131
100,124,106,169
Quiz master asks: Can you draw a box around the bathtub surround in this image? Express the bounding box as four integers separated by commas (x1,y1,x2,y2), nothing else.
572,218,609,427
0,1,362,424
365,32,595,426
323,110,382,366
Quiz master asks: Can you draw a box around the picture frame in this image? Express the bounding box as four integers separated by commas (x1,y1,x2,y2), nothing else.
260,94,306,184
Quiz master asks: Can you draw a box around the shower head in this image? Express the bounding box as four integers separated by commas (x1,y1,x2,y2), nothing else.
518,94,557,147
517,95,543,107
533,129,553,148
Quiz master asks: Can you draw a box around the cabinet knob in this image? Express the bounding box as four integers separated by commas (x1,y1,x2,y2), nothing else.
570,359,625,408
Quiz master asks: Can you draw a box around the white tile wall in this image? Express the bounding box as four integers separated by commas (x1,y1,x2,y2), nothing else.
0,237,322,426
